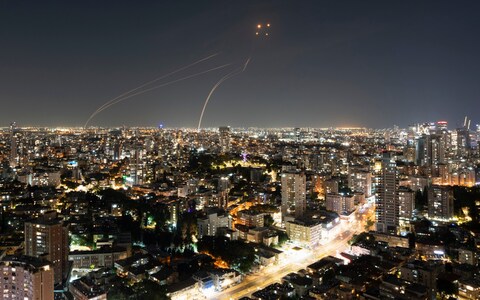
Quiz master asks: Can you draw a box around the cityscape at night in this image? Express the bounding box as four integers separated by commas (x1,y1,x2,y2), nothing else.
1,1,480,300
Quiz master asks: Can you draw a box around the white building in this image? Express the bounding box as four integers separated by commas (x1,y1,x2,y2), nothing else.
197,209,231,239
281,172,306,220
398,186,415,232
326,193,355,215
286,219,322,249
348,169,372,197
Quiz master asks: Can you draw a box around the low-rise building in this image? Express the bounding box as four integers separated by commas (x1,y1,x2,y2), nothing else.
209,268,242,291
286,219,323,249
286,213,340,248
237,210,265,227
371,232,409,248
69,277,107,300
326,193,355,215
458,278,480,300
457,248,477,266
167,278,204,300
114,254,162,282
69,246,128,269
399,260,442,298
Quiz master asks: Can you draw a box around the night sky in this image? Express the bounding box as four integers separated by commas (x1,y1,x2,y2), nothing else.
1,0,479,128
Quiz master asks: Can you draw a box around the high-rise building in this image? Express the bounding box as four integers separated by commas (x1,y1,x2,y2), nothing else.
0,255,54,300
9,122,18,168
219,126,231,153
326,193,354,215
415,135,426,166
398,186,415,232
326,193,342,215
311,174,326,199
348,168,372,197
24,211,69,285
428,185,454,220
375,152,399,234
281,172,306,219
129,145,145,185
293,127,301,142
456,117,473,157
166,199,182,228
113,142,122,161
323,178,339,195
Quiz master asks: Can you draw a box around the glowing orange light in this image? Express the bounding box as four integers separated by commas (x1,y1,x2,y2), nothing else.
267,23,271,27
257,24,262,29
214,258,229,269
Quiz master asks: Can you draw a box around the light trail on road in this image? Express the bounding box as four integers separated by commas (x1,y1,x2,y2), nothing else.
211,233,355,300
209,204,375,300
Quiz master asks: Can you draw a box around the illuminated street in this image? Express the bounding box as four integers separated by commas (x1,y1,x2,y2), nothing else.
209,208,372,300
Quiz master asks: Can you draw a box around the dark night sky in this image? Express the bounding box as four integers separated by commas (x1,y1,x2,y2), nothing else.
1,0,479,128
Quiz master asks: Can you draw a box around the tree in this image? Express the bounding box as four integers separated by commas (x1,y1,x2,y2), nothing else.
137,281,170,300
152,204,170,232
108,280,170,300
107,290,128,300
437,277,458,299
364,218,375,231
454,186,480,225
176,212,197,246
349,232,375,246
348,234,358,246
322,268,336,283
107,277,133,300
197,236,257,274
415,187,428,211
264,214,274,227
277,231,289,247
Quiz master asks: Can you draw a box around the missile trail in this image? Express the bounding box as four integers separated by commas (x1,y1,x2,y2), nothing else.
93,64,232,117
197,58,250,130
84,53,219,128
84,63,231,128
197,22,270,130
90,53,218,120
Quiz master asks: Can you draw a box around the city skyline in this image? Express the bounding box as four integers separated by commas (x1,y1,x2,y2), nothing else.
1,119,479,299
1,2,480,299
1,1,480,128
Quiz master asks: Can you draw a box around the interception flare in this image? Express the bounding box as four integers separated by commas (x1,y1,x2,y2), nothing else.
255,23,271,36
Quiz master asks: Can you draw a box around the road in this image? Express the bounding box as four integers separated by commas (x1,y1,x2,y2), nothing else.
210,231,355,300
209,203,373,300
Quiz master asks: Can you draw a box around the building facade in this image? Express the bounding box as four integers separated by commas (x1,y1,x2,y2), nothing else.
281,172,306,220
24,211,69,285
375,152,399,234
427,185,454,221
0,255,54,300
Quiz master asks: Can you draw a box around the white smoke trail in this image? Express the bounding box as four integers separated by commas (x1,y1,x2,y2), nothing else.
84,63,231,128
197,58,250,130
84,53,219,128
